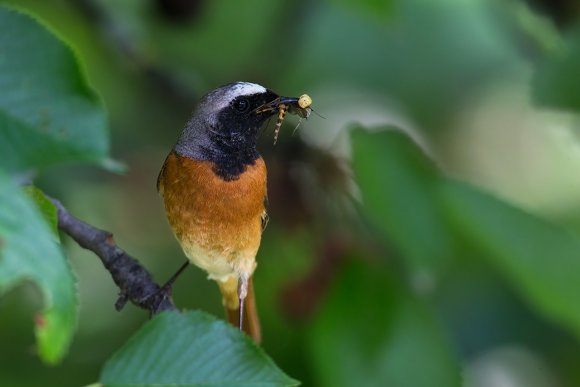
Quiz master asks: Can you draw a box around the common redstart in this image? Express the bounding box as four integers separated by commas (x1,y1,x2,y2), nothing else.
157,82,312,342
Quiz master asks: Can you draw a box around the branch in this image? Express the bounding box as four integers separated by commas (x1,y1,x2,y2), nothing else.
49,197,176,314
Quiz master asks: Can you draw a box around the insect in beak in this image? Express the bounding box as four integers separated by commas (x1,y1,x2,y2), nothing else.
256,94,313,144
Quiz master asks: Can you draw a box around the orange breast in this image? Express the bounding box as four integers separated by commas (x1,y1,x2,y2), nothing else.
158,152,267,280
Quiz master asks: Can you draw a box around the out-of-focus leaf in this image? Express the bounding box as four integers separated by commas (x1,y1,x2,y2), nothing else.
23,186,59,241
351,127,456,274
0,6,113,173
0,172,77,364
533,27,580,112
282,0,520,128
309,261,460,387
100,311,299,387
353,127,580,341
442,181,580,340
330,0,392,21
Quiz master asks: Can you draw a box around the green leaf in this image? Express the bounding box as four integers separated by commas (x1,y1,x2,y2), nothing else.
351,127,456,274
23,186,59,241
533,26,580,112
281,0,520,128
0,5,112,173
329,0,392,21
352,126,580,342
352,127,580,341
100,311,299,387
309,261,460,387
0,172,78,364
441,181,580,340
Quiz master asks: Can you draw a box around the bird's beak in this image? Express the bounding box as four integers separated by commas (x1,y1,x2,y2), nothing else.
255,96,300,114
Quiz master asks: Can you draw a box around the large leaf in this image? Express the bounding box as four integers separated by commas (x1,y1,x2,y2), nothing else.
352,128,580,341
0,5,112,173
100,311,299,387
442,181,580,339
309,261,460,387
351,127,456,275
24,185,59,241
0,173,78,364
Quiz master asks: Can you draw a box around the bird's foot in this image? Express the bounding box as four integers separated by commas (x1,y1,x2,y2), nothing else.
146,260,190,316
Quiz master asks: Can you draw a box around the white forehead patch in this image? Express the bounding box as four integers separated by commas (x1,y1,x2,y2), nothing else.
225,82,267,99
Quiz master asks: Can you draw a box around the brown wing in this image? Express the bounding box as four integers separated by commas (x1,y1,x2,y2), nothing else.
156,155,169,195
261,195,269,231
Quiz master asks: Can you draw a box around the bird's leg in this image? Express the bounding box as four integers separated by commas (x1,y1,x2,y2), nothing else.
237,274,249,331
160,260,190,294
146,260,189,316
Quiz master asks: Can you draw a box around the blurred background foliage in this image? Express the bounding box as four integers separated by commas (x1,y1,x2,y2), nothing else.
2,0,580,385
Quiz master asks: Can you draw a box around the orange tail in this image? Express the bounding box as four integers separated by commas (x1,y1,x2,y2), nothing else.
218,276,261,343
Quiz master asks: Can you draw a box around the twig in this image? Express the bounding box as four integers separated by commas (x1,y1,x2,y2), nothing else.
49,196,176,314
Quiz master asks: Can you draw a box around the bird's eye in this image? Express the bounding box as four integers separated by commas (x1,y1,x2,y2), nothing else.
233,98,250,112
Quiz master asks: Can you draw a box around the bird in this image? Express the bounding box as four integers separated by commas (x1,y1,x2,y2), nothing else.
157,82,311,343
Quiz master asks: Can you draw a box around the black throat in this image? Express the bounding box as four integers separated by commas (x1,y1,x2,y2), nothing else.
201,124,261,181
176,113,270,181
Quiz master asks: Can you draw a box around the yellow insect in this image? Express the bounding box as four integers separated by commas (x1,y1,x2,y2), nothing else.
273,103,288,145
260,93,312,144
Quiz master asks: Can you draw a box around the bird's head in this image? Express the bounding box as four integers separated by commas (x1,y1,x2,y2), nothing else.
196,82,279,140
174,82,307,180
